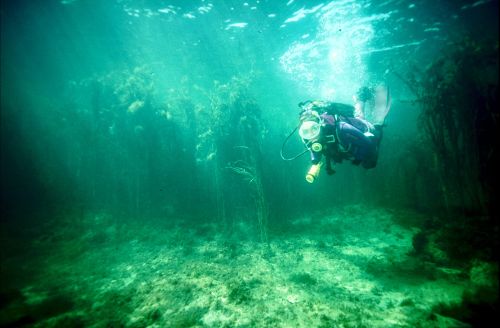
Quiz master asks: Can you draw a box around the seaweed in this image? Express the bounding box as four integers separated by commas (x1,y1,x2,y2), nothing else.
202,77,269,242
289,272,318,286
166,306,208,328
227,278,262,304
395,39,498,216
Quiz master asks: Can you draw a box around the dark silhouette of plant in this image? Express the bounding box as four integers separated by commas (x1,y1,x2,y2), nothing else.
396,39,498,216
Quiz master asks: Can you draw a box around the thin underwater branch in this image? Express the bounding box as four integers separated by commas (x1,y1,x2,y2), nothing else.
225,160,256,184
225,159,268,243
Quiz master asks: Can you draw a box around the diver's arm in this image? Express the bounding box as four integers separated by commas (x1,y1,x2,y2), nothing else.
311,150,322,164
354,97,366,119
354,86,374,119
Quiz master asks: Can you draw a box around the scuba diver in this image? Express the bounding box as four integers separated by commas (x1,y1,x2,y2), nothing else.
281,84,391,183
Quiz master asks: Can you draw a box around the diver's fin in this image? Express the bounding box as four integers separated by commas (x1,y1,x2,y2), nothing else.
383,85,392,124
373,84,392,125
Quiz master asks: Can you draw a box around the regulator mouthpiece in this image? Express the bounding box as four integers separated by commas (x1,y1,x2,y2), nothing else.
311,142,322,152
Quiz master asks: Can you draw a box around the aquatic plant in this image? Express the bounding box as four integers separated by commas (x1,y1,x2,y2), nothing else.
55,65,162,216
62,66,270,241
411,230,429,256
289,272,318,286
166,306,208,328
432,261,498,327
226,159,268,242
227,280,255,304
203,76,269,242
396,39,498,216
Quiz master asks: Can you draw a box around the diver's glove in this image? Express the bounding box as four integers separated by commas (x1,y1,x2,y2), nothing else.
356,87,373,102
326,167,336,175
325,159,336,175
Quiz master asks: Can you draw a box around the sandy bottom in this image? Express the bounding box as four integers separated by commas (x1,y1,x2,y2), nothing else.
0,206,489,327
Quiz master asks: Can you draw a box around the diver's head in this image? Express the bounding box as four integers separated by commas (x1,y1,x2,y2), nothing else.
299,103,321,122
298,100,312,109
298,100,316,115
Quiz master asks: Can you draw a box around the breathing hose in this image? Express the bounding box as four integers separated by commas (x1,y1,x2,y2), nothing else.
280,124,310,161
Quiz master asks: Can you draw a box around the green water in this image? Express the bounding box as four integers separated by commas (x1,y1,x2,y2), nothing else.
1,0,498,327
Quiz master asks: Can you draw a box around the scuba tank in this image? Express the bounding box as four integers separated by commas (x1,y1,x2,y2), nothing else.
305,162,323,183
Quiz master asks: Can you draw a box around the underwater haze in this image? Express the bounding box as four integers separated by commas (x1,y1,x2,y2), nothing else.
1,0,498,327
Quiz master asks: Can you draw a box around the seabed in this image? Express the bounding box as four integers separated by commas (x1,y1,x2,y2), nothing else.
1,206,494,327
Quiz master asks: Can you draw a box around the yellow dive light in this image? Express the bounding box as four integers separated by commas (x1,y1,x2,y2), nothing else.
311,142,322,152
305,162,323,183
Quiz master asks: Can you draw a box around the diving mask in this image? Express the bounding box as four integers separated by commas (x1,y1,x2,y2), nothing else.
299,120,321,140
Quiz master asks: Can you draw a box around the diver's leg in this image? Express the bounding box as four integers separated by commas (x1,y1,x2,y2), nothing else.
339,122,377,168
373,124,383,146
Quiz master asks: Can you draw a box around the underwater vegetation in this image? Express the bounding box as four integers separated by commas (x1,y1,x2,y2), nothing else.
2,43,499,325
399,39,498,216
1,0,499,326
395,40,499,263
2,40,499,325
